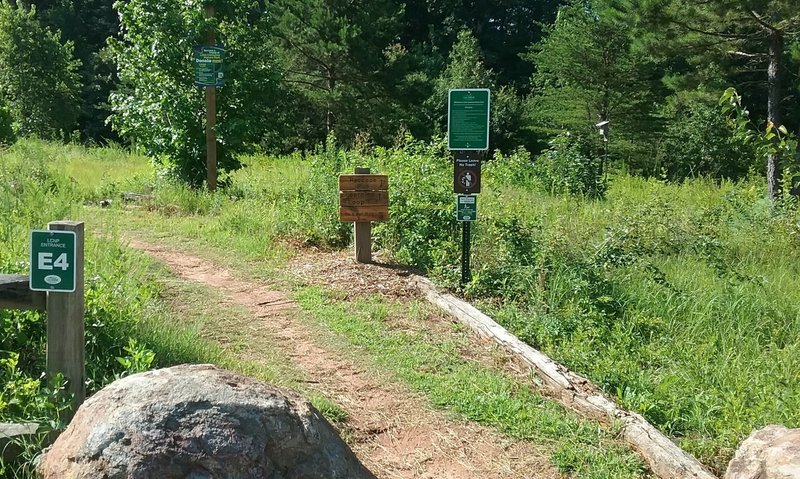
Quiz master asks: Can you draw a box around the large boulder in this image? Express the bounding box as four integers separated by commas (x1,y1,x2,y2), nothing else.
725,425,800,479
38,364,375,479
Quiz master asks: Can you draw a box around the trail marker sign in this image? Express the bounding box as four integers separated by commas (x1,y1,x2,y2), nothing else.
30,230,76,292
456,195,477,221
448,89,490,150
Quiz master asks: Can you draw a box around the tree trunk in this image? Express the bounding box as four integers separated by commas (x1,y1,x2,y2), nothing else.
766,30,784,201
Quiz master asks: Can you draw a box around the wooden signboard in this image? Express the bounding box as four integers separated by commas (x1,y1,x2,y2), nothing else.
339,175,389,191
339,206,389,222
338,175,389,223
340,191,389,207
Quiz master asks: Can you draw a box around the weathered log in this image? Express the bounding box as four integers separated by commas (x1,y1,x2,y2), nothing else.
121,192,154,202
415,277,717,479
0,274,46,310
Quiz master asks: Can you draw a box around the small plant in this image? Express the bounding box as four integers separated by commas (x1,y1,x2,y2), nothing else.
532,132,606,198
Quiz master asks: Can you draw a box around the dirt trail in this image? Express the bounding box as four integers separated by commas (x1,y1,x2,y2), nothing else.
128,238,558,479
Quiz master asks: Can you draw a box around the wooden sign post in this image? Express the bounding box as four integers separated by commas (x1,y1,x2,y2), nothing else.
339,169,389,263
43,221,85,416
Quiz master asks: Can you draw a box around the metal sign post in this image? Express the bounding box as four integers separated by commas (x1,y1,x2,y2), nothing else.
448,88,490,286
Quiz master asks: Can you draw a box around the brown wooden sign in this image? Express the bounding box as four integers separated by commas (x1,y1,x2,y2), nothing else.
339,206,389,222
340,191,389,207
339,175,389,191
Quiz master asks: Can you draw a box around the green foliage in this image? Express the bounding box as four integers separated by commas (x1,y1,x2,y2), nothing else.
528,0,662,170
658,98,754,181
532,132,607,198
372,137,457,273
0,3,81,140
720,87,798,179
270,0,403,148
110,0,282,186
0,97,15,145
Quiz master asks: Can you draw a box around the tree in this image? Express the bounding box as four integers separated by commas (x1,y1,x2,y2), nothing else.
109,0,282,186
269,0,403,148
528,0,663,170
429,29,530,152
627,0,800,199
0,3,81,140
38,0,120,141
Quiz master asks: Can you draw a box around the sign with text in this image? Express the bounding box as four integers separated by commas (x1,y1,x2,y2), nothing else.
448,89,490,150
456,195,477,222
193,45,225,87
30,230,76,292
338,174,390,223
453,154,481,194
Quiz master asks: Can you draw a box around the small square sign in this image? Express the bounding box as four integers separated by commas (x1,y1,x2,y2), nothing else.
30,230,76,292
456,195,477,222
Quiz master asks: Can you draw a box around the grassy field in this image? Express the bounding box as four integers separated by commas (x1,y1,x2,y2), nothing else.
4,137,799,475
0,139,649,477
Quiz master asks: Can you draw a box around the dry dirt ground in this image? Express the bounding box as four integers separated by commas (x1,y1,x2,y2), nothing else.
128,238,560,479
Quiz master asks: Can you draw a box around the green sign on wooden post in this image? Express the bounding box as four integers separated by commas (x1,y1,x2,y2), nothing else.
30,230,76,292
448,89,490,150
456,194,477,222
193,45,225,87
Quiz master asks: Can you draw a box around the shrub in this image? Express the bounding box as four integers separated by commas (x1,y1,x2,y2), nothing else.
532,132,606,198
0,3,81,140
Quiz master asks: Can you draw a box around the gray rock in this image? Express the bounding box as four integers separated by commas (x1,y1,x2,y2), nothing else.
38,364,375,479
725,425,800,479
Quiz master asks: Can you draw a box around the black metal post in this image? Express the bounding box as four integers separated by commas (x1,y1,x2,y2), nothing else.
461,221,471,285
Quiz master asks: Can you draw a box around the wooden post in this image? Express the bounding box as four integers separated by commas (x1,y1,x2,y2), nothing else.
205,4,218,192
46,221,85,417
354,167,372,263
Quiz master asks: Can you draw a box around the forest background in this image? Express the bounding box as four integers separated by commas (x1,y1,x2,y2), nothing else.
1,0,798,192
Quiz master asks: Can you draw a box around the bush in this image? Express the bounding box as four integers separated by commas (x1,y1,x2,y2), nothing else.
0,4,81,140
658,99,754,181
532,132,606,198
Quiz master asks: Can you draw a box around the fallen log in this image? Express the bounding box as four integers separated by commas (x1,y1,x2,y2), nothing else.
415,276,716,479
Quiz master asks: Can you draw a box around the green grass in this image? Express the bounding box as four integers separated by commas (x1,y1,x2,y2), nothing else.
293,287,646,477
10,137,800,475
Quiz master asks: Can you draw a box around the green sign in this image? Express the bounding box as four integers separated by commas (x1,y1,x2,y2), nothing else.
193,45,225,87
30,230,76,292
448,89,490,150
456,194,477,222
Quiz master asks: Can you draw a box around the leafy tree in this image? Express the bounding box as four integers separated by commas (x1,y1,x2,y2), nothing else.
110,0,282,187
399,0,562,89
527,0,663,171
429,29,530,152
0,3,81,140
627,0,800,199
38,0,120,141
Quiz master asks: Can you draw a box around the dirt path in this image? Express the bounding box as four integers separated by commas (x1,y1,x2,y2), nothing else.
128,238,559,479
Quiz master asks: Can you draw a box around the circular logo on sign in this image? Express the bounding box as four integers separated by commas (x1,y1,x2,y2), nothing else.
458,170,476,189
44,275,62,285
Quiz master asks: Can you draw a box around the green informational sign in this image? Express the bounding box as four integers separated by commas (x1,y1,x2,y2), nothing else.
456,194,477,222
448,89,490,150
193,45,225,87
30,230,76,292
